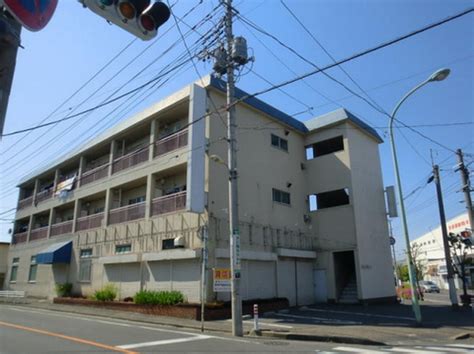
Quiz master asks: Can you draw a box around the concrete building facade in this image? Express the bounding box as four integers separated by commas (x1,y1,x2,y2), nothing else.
4,76,396,305
411,213,473,290
0,242,9,289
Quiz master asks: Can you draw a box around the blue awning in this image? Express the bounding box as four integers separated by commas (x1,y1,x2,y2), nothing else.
36,241,72,264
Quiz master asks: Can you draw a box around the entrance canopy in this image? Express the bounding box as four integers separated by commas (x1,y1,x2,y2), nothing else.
36,241,72,264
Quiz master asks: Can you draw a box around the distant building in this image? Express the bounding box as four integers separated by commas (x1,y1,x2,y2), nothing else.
5,76,396,304
411,213,473,289
0,242,10,289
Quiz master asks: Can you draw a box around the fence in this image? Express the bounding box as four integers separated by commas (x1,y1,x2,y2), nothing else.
50,220,73,237
76,213,104,232
154,129,188,158
108,202,146,225
151,192,186,216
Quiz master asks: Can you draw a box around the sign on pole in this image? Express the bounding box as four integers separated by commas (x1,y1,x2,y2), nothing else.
213,268,231,292
1,0,58,32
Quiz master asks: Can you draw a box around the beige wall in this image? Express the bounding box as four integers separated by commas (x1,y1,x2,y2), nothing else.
0,244,9,275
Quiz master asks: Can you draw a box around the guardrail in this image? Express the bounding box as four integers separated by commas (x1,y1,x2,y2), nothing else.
109,202,146,225
112,147,149,174
151,191,186,216
17,196,33,210
81,164,108,186
76,212,104,232
36,189,53,204
12,232,27,244
50,220,73,237
30,226,48,241
154,129,188,158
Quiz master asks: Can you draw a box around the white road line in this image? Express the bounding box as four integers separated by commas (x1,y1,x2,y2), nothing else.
423,299,450,304
331,346,385,353
226,319,293,329
274,312,362,325
117,335,212,349
387,348,433,353
420,346,470,352
305,308,414,321
449,344,474,349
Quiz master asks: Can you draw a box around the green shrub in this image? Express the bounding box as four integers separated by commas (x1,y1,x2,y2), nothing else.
55,283,73,297
94,284,117,302
134,290,184,305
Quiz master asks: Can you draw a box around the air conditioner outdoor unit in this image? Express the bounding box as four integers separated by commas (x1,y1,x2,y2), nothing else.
174,235,185,248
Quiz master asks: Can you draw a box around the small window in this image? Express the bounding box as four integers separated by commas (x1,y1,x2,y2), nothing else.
309,188,350,211
272,188,291,205
128,196,145,205
306,136,344,160
10,257,19,282
115,244,131,254
80,248,93,258
28,256,37,282
162,239,175,250
271,134,288,152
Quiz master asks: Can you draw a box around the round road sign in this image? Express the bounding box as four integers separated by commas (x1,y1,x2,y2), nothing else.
2,0,58,32
389,236,396,246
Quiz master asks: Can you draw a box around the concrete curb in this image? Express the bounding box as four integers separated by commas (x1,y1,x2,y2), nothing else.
250,329,386,346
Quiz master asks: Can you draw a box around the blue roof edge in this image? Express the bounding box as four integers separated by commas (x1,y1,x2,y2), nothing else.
208,76,309,133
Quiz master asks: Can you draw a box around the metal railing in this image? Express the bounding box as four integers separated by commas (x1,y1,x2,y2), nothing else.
109,202,146,225
30,226,48,241
17,196,33,210
81,164,108,186
154,129,188,158
76,212,104,232
151,191,186,216
50,220,73,237
112,146,149,174
12,232,27,244
36,189,53,204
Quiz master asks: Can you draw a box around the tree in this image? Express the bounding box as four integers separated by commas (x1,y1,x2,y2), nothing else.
448,232,473,306
397,264,409,282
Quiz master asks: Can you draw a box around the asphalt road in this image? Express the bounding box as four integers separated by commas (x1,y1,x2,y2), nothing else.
1,305,473,353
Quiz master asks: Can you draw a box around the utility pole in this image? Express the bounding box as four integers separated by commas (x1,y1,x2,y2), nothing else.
456,149,474,230
224,0,242,337
388,219,400,286
432,164,458,307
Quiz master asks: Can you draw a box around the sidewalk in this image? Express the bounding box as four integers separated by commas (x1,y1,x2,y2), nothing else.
3,298,473,346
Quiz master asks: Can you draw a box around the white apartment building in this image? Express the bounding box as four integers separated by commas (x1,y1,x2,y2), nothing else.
411,213,473,290
4,76,396,305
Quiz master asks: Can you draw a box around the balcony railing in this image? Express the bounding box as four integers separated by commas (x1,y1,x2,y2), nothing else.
36,189,53,204
154,129,188,158
151,191,186,216
30,226,48,241
18,196,33,210
112,146,149,174
109,202,146,225
12,232,27,244
81,164,108,186
50,220,73,237
76,212,104,232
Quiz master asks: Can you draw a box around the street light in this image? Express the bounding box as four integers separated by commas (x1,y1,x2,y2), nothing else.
389,68,450,324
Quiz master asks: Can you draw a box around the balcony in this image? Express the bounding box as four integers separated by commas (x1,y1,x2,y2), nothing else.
112,147,149,174
109,202,146,225
76,212,104,232
154,129,188,158
18,196,33,210
81,164,108,186
36,189,53,204
12,232,27,245
30,226,48,241
151,191,186,216
50,220,73,237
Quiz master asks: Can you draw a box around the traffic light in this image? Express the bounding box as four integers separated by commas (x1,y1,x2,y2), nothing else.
79,0,170,41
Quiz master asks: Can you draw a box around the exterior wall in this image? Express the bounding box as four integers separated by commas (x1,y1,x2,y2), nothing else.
0,243,9,289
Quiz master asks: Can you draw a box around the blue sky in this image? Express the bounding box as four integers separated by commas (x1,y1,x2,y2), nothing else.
1,0,473,261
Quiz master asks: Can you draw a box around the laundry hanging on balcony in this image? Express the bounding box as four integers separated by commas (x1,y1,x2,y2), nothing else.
54,175,77,200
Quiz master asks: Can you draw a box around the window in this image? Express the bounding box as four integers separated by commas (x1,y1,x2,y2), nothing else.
162,238,175,250
128,196,145,205
309,188,350,211
115,244,131,254
28,256,37,282
79,248,93,282
10,257,19,282
271,134,288,152
306,136,344,160
272,188,291,205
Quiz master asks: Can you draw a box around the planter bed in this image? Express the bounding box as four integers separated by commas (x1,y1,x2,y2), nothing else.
53,297,289,321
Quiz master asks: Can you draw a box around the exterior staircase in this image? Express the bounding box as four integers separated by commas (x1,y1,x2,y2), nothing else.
338,277,358,304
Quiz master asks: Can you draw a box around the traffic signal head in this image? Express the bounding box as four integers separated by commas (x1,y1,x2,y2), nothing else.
79,0,171,40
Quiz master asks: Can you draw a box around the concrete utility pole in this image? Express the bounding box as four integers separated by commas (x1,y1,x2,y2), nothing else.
432,164,458,307
224,0,243,337
456,149,474,230
0,11,21,137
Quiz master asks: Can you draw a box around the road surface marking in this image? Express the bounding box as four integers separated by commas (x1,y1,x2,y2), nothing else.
387,348,432,353
118,335,212,349
330,346,384,353
420,346,468,352
423,298,450,304
305,308,415,321
226,318,293,329
0,320,137,354
274,312,362,325
449,344,474,349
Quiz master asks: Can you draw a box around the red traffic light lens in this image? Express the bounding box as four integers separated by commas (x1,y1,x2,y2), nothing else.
140,15,155,31
119,2,136,19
